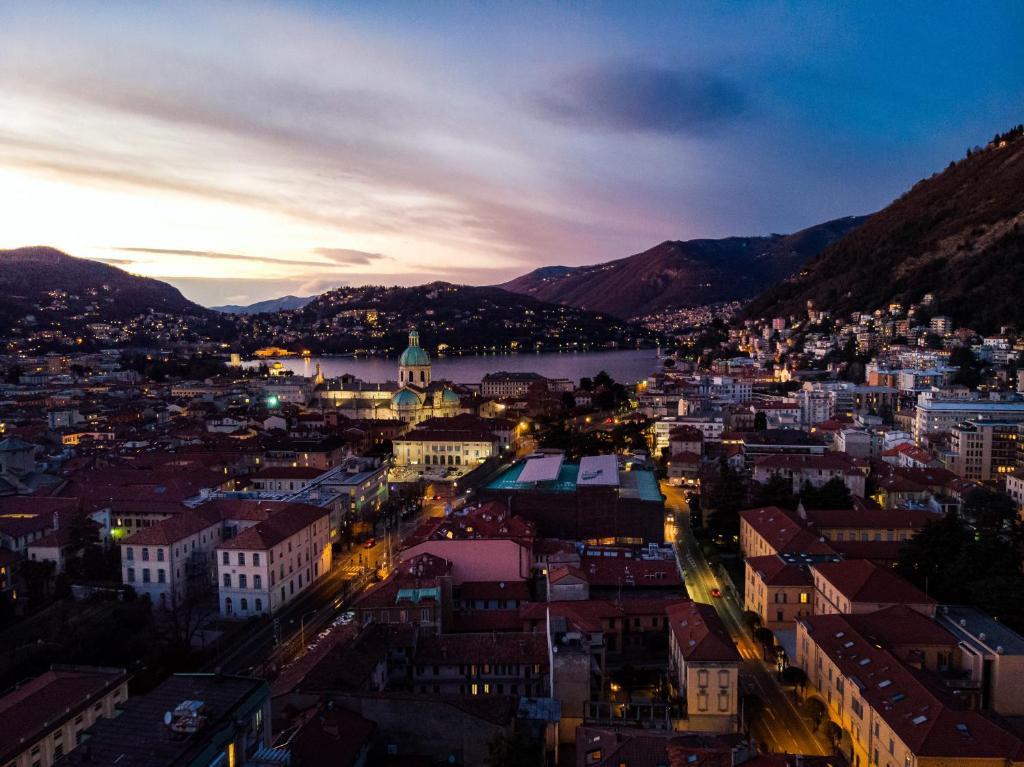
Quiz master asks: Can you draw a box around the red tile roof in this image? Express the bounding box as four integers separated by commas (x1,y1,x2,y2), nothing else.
0,665,127,763
414,632,548,665
217,503,328,551
121,508,220,546
801,613,1024,759
746,555,815,587
666,601,741,663
740,507,834,555
811,559,934,607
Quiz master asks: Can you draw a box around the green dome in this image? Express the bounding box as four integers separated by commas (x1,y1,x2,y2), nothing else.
399,329,430,367
441,387,460,403
392,388,420,407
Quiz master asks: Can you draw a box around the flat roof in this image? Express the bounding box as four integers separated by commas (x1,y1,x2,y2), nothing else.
517,454,565,483
577,455,619,487
938,605,1024,655
487,461,579,493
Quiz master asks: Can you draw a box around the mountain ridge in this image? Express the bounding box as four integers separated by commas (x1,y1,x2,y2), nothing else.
211,295,316,314
498,216,866,319
745,125,1024,332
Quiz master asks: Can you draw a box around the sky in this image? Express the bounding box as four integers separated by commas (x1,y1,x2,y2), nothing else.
1,1,1022,307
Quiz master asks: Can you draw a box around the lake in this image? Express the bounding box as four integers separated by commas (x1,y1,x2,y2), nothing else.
250,348,660,385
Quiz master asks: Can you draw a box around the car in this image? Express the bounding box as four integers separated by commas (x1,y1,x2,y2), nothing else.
710,588,722,598
363,537,377,549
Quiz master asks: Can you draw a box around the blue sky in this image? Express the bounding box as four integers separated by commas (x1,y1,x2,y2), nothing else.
0,1,1021,305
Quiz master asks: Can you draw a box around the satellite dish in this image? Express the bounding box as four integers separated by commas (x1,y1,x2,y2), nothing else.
163,711,173,726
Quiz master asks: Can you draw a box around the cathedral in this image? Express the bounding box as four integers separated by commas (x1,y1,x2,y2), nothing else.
316,329,466,424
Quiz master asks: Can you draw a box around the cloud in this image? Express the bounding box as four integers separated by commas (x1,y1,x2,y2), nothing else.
313,247,388,266
112,246,358,269
534,63,748,135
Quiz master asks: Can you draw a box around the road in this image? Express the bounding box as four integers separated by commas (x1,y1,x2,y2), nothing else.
210,498,446,676
662,483,829,757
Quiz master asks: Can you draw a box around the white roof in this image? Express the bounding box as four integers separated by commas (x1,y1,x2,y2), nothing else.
518,453,564,483
577,455,619,486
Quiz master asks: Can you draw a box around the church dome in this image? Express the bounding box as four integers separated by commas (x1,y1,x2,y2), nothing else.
392,388,420,407
399,329,430,367
441,387,460,403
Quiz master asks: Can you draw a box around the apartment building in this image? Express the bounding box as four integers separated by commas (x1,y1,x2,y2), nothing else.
796,612,1023,767
752,453,866,497
120,510,221,608
947,419,1020,481
0,666,127,767
215,503,332,618
411,632,549,698
811,559,935,617
744,553,834,631
666,601,741,733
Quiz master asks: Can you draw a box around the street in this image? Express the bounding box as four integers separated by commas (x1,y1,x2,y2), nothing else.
662,483,829,757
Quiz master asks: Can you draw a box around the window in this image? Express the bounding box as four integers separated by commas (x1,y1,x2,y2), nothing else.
142,569,150,583
157,548,165,562
239,574,247,589
254,575,262,590
142,547,150,561
126,547,134,561
241,598,248,611
238,552,245,566
127,567,135,583
253,553,260,566
222,551,229,565
158,569,166,583
224,573,231,588
255,598,263,612
800,592,809,604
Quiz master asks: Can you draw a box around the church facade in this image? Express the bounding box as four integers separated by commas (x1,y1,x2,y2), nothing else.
316,329,466,425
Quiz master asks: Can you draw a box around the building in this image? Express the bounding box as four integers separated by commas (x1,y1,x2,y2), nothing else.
946,419,1020,481
480,453,665,545
481,371,547,398
215,503,332,618
57,673,271,767
121,510,222,609
936,605,1024,716
666,601,741,733
810,559,935,617
752,453,866,497
317,330,465,424
744,553,832,631
796,612,1024,767
246,466,325,492
392,428,500,467
912,394,1024,441
411,632,550,698
0,665,127,767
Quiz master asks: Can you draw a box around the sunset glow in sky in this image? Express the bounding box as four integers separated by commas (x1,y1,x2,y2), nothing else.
1,1,1022,305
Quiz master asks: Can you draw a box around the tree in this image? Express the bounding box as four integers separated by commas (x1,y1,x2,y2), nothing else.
753,411,768,431
949,346,985,388
781,665,808,692
961,488,1018,533
806,697,827,728
751,474,797,510
823,721,844,753
753,627,775,657
485,731,542,767
740,693,764,736
707,460,746,542
741,610,762,632
800,478,852,510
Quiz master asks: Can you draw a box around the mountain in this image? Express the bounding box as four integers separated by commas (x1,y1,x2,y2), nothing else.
0,246,226,340
211,295,316,314
499,217,866,319
746,126,1024,332
232,281,661,354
